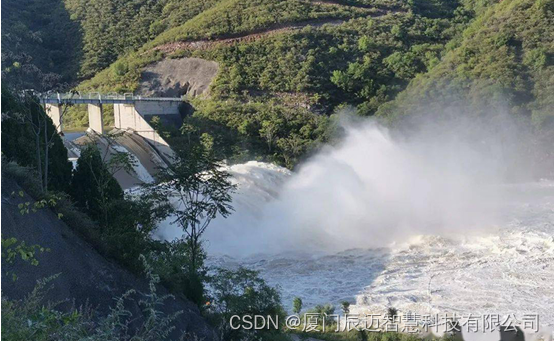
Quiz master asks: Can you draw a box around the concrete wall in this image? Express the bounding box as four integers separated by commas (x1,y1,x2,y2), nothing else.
45,104,63,132
134,101,181,115
113,103,175,162
87,104,104,134
45,99,180,163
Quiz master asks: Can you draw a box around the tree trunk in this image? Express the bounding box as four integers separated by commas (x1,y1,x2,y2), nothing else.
44,115,49,191
190,231,198,274
35,133,44,192
100,186,108,230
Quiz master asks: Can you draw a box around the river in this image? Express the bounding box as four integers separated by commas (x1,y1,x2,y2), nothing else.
153,120,554,338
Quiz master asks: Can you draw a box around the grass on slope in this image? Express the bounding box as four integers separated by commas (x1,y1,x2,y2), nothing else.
77,8,462,167
145,0,378,47
65,0,224,78
80,9,457,104
78,0,409,93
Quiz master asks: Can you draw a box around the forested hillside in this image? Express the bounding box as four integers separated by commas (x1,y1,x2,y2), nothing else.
64,0,224,78
377,0,554,126
76,0,513,167
2,0,552,167
1,0,81,88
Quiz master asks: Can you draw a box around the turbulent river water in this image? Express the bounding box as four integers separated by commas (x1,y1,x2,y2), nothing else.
153,120,554,336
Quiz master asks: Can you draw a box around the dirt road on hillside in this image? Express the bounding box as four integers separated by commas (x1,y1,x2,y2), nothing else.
152,8,401,55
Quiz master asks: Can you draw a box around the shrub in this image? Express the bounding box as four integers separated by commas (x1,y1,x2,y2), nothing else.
1,259,181,341
293,297,303,314
207,267,286,340
146,240,207,306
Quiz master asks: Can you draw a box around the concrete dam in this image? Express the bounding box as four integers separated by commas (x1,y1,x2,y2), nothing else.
43,93,185,189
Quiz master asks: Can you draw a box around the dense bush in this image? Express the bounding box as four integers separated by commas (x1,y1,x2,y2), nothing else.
70,145,124,223
1,0,81,87
80,8,462,107
1,88,73,193
146,240,207,306
1,269,181,340
207,267,286,340
148,0,374,47
188,99,332,168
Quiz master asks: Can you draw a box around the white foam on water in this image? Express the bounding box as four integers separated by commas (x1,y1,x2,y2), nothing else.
207,173,554,335
153,120,554,335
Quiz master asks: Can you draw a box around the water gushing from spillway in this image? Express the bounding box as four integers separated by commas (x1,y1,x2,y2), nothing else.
153,117,554,336
156,119,514,254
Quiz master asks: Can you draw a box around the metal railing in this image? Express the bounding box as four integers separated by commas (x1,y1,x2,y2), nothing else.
41,92,184,104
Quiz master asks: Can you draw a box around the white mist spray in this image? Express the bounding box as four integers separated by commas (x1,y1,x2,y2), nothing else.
155,114,529,256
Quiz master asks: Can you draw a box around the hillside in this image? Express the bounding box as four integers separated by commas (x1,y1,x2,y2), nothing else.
377,0,554,125
73,0,487,167
379,0,554,177
2,1,554,340
64,0,223,78
58,0,403,79
80,0,452,100
3,0,551,168
1,0,81,88
144,0,390,47
1,174,216,340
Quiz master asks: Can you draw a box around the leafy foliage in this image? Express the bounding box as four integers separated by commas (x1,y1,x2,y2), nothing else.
1,237,49,281
1,263,181,341
148,0,377,47
146,240,207,306
1,0,81,88
207,267,286,340
1,88,73,192
186,99,333,168
293,297,303,314
147,138,235,305
70,144,124,225
64,0,224,78
341,301,350,314
377,0,554,126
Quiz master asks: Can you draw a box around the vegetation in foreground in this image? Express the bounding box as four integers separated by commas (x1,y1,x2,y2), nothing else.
0,89,285,340
1,260,181,341
0,88,463,341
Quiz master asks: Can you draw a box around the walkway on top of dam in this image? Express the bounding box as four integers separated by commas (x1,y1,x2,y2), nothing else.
41,92,184,105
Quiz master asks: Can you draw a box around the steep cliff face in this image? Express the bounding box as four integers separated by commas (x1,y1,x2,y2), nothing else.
140,58,219,97
0,176,216,340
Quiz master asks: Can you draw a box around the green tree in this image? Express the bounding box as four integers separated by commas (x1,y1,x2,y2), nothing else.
149,142,235,303
1,88,72,192
260,120,279,153
70,144,124,226
293,297,303,314
310,304,336,325
341,301,350,314
277,133,307,168
208,267,285,340
146,239,207,306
